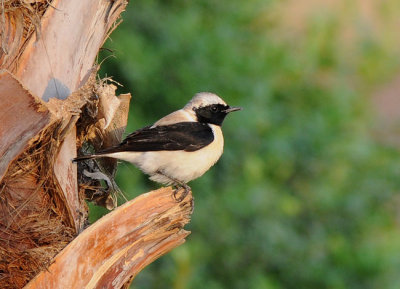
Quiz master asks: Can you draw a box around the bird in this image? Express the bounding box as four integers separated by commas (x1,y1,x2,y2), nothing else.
73,92,242,201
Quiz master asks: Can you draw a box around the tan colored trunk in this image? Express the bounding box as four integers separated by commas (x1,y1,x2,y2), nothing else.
0,1,192,288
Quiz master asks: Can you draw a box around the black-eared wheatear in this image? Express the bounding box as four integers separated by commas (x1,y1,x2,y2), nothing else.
73,92,241,201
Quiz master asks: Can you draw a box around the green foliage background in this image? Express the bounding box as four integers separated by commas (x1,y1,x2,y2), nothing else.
93,1,400,288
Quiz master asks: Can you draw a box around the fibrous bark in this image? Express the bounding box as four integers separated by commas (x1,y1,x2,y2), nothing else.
0,1,193,288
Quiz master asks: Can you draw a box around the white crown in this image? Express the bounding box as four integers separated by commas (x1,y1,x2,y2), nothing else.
184,92,227,110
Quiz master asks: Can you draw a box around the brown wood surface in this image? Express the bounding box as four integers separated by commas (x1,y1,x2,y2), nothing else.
14,0,126,99
0,1,136,287
24,187,193,289
0,70,50,181
0,1,193,288
1,0,128,233
11,0,127,233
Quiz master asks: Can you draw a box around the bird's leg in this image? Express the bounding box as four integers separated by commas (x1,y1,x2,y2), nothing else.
156,170,191,202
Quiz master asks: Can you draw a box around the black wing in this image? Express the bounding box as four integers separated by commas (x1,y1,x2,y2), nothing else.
99,122,214,153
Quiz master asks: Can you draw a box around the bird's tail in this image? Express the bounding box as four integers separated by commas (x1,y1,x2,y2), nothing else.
72,154,98,162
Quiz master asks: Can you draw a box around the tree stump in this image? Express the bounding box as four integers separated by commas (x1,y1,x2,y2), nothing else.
0,1,193,288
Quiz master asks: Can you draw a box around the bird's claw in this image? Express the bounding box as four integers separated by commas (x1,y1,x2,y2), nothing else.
172,184,191,202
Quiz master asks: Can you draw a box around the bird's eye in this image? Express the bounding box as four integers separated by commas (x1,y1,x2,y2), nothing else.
211,106,218,112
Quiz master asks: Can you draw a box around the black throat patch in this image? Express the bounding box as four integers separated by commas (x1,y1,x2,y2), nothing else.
194,104,230,126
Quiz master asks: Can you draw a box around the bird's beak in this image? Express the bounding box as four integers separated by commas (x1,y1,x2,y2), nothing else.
224,106,242,113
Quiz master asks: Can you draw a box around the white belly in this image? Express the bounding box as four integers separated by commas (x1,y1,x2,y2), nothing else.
107,125,224,184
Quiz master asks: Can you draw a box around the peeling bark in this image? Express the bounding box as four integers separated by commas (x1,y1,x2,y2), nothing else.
0,1,193,288
24,187,193,289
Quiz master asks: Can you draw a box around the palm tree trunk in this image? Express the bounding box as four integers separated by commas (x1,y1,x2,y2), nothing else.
0,1,193,288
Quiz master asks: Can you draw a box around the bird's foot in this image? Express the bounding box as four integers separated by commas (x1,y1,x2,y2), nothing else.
172,183,191,202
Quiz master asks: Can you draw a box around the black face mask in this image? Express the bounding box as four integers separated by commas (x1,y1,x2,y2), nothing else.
194,104,230,126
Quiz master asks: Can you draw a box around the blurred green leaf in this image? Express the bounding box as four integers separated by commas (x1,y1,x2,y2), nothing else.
90,1,400,288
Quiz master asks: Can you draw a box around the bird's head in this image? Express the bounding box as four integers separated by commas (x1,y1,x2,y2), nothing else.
184,92,242,126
